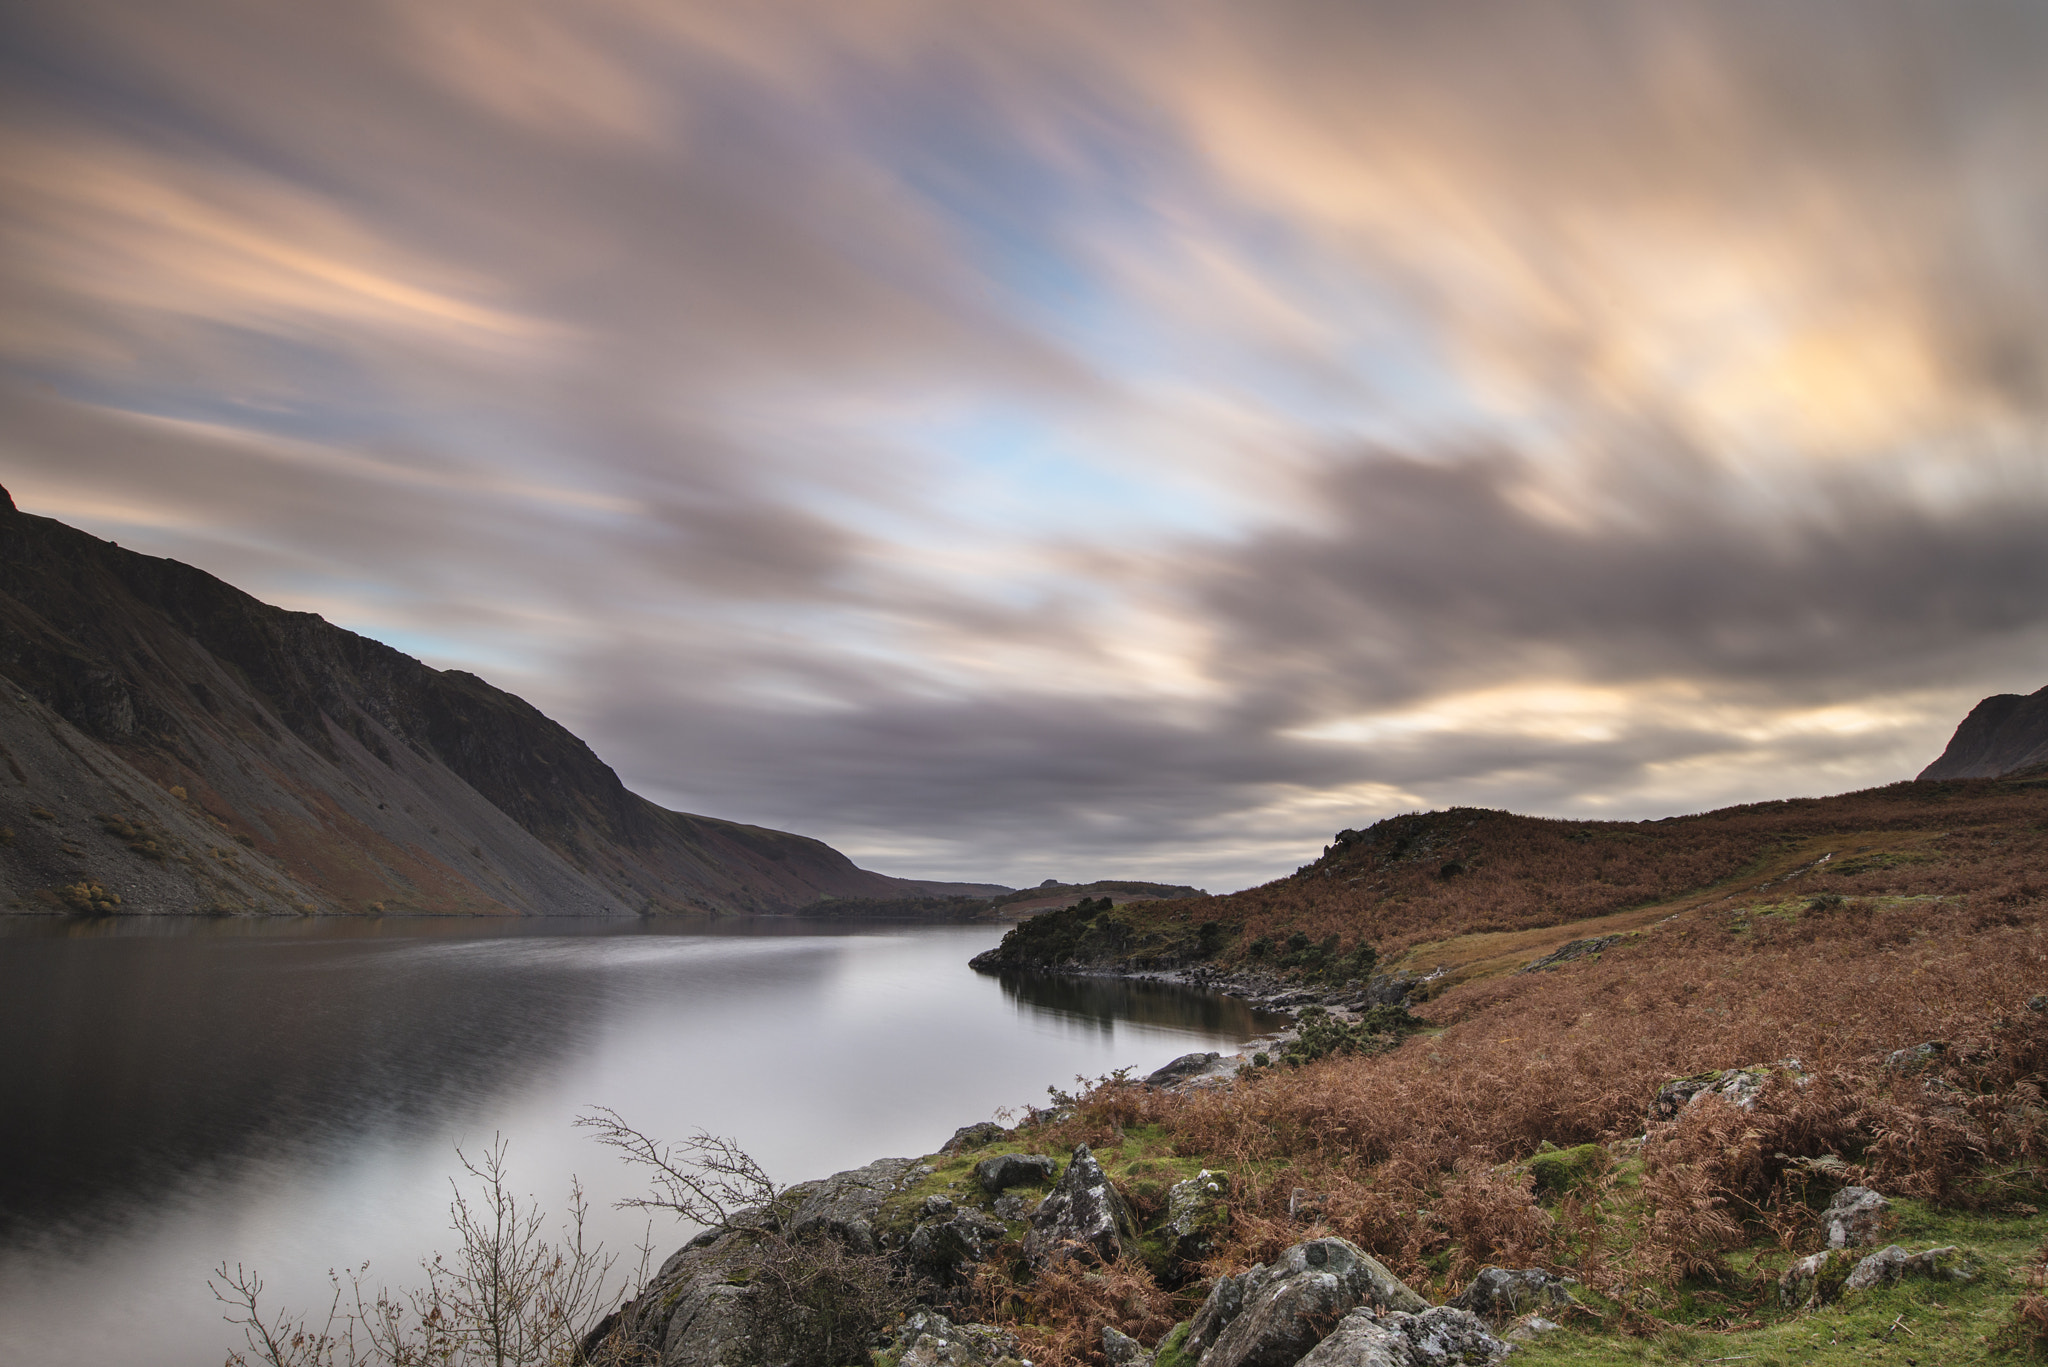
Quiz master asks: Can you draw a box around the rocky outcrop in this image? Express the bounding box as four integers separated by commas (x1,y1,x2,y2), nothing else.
1023,1144,1139,1267
942,1122,1011,1154
1649,1059,1807,1123
1779,1243,1977,1308
1820,1187,1890,1249
1182,1236,1429,1367
1294,1306,1510,1366
590,1156,926,1365
1162,1169,1231,1265
1146,1052,1222,1086
1919,684,2048,780
1841,1244,1977,1293
1102,1324,1152,1365
0,486,996,916
1446,1266,1576,1325
974,1153,1058,1194
887,1309,1025,1367
906,1196,1009,1288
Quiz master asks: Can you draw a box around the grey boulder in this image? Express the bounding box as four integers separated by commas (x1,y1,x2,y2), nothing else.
1842,1244,1977,1293
889,1309,1024,1367
1295,1306,1510,1366
1446,1266,1576,1325
1163,1169,1231,1264
1821,1186,1890,1249
1023,1144,1139,1267
1147,1052,1222,1087
1103,1323,1154,1365
975,1152,1059,1194
1183,1236,1428,1367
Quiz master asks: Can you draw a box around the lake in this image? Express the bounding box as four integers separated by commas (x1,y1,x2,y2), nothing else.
0,915,1286,1366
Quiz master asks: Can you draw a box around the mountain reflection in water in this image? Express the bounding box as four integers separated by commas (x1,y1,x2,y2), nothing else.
995,970,1288,1040
0,915,1280,1367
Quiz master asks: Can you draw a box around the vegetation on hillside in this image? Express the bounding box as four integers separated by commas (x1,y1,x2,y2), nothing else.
940,773,2048,1363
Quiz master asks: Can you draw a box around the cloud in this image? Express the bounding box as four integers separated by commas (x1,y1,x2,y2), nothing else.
5,0,2048,889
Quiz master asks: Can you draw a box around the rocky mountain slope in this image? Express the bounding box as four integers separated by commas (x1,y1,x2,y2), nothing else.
1920,683,2048,779
0,486,1002,916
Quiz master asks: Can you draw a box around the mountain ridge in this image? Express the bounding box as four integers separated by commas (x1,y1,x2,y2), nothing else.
0,485,1002,915
1919,683,2048,780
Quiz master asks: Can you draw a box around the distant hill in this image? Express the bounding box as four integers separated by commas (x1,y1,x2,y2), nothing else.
984,878,1207,920
1919,683,2048,779
0,486,1005,916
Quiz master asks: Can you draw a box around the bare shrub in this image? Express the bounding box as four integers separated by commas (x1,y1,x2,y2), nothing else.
214,1136,633,1367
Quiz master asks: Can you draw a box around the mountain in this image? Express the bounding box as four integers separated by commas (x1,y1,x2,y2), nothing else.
1918,683,2048,779
0,486,1005,916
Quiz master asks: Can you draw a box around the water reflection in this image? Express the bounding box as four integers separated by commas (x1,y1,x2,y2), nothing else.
0,915,1279,1366
994,970,1289,1040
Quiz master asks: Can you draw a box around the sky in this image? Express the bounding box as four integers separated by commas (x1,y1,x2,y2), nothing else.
5,0,2048,892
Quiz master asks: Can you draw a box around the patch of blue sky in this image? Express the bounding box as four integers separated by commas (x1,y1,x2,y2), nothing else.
894,401,1240,542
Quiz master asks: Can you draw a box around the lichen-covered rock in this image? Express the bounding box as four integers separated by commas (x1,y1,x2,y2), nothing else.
782,1155,926,1253
942,1121,1011,1154
1146,1052,1222,1086
889,1309,1024,1367
1163,1169,1231,1263
1023,1144,1139,1267
1650,1059,1806,1123
1841,1244,1978,1293
1821,1186,1890,1249
907,1204,1009,1287
1884,1041,1948,1075
1446,1266,1576,1325
1504,1314,1561,1342
975,1152,1059,1194
1779,1248,1858,1308
1294,1306,1511,1366
1102,1323,1153,1365
590,1156,925,1366
1183,1236,1429,1367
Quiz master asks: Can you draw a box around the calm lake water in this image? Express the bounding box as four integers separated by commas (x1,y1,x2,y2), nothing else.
0,916,1285,1367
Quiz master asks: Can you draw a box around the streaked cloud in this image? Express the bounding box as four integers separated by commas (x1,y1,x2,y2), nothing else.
4,0,2046,889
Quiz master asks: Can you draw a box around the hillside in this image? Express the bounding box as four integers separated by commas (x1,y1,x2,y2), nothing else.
0,487,1003,916
971,775,2048,991
892,769,2048,1365
1921,683,2048,779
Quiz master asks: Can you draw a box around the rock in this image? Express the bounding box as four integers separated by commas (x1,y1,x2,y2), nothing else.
1778,1249,1858,1308
1779,1244,1976,1307
1650,1059,1807,1123
589,1219,788,1367
1520,935,1620,973
1885,1041,1948,1075
592,1156,924,1365
1183,1236,1429,1367
889,1309,1024,1367
1023,1144,1139,1267
1295,1306,1511,1366
1163,1169,1231,1263
1505,1314,1562,1342
780,1155,925,1253
976,1152,1060,1194
1446,1266,1576,1325
1102,1323,1153,1365
1147,1051,1222,1086
2030,993,2047,1013
943,1121,1011,1154
1820,1186,1890,1249
992,1193,1030,1221
908,1204,1010,1287
1841,1244,1978,1293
